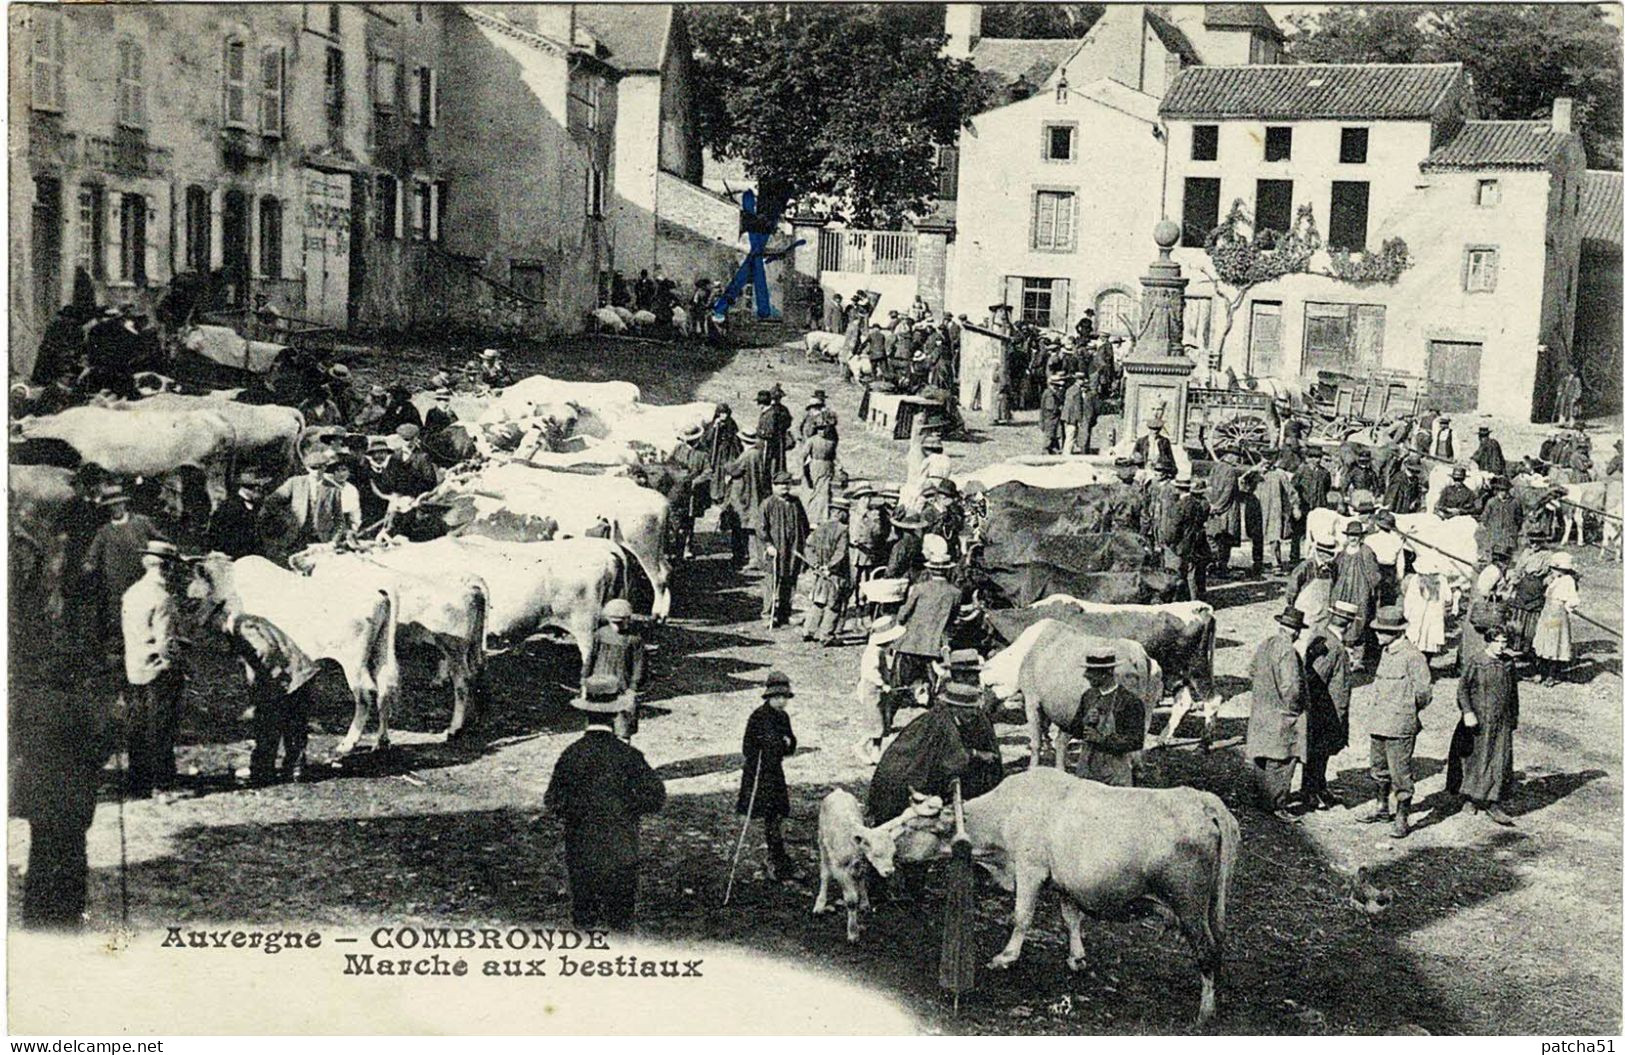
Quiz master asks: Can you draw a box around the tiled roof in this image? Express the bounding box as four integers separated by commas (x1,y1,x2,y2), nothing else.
577,4,672,73
1421,120,1580,171
1160,62,1464,120
1144,11,1201,66
1203,4,1284,40
968,37,1084,92
1580,169,1623,248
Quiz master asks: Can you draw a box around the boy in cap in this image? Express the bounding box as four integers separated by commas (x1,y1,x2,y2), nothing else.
587,598,645,739
756,471,810,626
544,676,667,929
1247,608,1309,821
1362,605,1434,838
120,540,187,797
739,671,799,880
1039,372,1065,454
1302,601,1356,809
1069,650,1146,787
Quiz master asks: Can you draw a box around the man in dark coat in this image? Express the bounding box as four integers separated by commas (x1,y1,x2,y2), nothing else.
724,431,770,569
1302,601,1354,809
379,424,439,499
206,471,270,559
1344,448,1378,501
544,676,667,930
823,293,845,335
586,598,645,737
866,679,1001,826
739,671,799,880
892,553,961,688
755,472,809,626
1384,456,1426,515
1135,419,1178,477
1471,426,1507,476
1205,448,1242,578
1247,607,1308,821
755,390,788,475
83,484,165,655
1169,479,1212,602
884,511,924,582
1479,477,1523,558
1038,374,1065,454
1434,465,1481,518
1446,609,1519,826
1331,521,1382,670
1067,650,1147,787
217,609,319,785
802,494,852,645
1294,448,1333,514
1285,540,1336,612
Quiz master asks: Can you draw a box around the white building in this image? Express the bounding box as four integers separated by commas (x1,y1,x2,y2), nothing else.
1162,62,1584,420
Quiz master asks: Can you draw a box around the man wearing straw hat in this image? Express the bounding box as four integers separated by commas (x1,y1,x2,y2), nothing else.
739,671,800,881
121,540,188,798
1247,607,1310,821
1302,601,1356,810
723,427,770,570
857,615,909,761
1362,604,1434,838
544,675,666,929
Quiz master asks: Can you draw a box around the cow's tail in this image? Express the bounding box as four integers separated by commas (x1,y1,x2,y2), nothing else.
1207,794,1240,948
466,576,490,674
369,585,402,711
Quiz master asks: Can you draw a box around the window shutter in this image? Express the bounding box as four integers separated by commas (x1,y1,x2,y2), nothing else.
1005,276,1023,317
428,182,441,241
1052,279,1070,330
261,48,285,135
408,66,422,122
1486,251,1498,291
210,188,224,269
427,67,438,127
106,195,123,282
394,180,405,239
1057,193,1075,251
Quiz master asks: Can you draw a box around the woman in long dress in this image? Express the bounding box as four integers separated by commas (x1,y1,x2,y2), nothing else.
1532,551,1580,684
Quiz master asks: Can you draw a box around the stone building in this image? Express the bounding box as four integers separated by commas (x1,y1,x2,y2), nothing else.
1576,169,1622,412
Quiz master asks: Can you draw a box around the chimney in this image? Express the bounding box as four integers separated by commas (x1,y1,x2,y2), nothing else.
1551,97,1573,134
944,4,982,61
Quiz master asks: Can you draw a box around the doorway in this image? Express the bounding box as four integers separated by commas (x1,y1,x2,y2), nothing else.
222,189,251,307
31,176,63,331
1247,300,1283,377
1426,340,1483,412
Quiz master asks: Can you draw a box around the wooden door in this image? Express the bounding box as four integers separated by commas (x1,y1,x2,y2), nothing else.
1248,300,1283,376
302,168,352,327
1426,340,1483,412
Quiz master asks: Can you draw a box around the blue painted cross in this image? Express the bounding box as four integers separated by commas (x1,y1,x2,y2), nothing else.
712,188,805,322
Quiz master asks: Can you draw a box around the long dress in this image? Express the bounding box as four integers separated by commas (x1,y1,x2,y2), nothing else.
1532,570,1578,661
1446,651,1518,803
1402,573,1448,655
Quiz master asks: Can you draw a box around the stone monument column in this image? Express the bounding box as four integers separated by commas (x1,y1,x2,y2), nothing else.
1120,219,1196,448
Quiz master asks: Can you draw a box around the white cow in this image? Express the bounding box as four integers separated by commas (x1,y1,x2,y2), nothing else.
812,789,943,943
495,374,641,418
1392,513,1479,580
804,330,845,362
112,393,303,466
958,458,1117,492
290,545,490,740
189,554,401,756
590,307,628,334
436,464,672,618
587,401,716,460
19,404,235,477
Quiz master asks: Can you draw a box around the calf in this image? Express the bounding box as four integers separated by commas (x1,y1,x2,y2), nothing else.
812,789,943,943
803,330,845,363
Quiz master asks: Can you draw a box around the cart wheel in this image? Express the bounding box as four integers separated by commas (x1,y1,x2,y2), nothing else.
1215,415,1272,450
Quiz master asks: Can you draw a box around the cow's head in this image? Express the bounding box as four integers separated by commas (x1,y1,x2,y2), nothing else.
185,552,240,627
883,791,953,864
854,826,898,878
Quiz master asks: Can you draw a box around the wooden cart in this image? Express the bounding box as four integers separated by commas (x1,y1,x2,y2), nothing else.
1183,386,1280,453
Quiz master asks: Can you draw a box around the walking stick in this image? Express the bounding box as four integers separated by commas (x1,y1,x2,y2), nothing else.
722,754,763,908
115,695,130,929
939,778,976,1011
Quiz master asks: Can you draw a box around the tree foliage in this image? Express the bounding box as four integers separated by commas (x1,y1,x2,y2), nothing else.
1286,4,1623,169
686,5,989,227
980,4,1103,39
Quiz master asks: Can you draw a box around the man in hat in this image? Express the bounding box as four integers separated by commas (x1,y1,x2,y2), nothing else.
1135,418,1178,477
823,292,845,335
378,424,439,501
1205,446,1243,578
84,483,166,654
422,384,457,435
1256,451,1299,575
206,470,270,559
769,385,796,472
1471,426,1506,476
1247,608,1309,821
1067,650,1147,787
798,389,830,442
1385,456,1426,515
544,675,666,929
721,425,765,569
478,348,514,388
1039,372,1065,454
800,419,840,524
1169,478,1212,602
586,598,645,738
803,492,852,646
1556,366,1583,427
352,435,396,528
1302,601,1355,810
1434,465,1481,518
121,540,187,798
1293,447,1334,518
266,448,360,552
1446,607,1519,825
847,483,891,583
1075,307,1096,346
1362,605,1433,838
1607,438,1622,478
865,321,890,381
756,471,810,627
739,672,800,880
1061,372,1086,454
206,601,319,786
939,652,1003,799
1285,539,1337,624
885,508,925,582
1430,414,1455,460
1366,509,1408,607
892,546,962,691
1331,520,1381,671
667,423,711,560
867,662,1002,831
1343,447,1378,503
856,615,907,760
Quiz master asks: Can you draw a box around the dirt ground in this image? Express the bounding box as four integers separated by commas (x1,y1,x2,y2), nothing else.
8,328,1622,1034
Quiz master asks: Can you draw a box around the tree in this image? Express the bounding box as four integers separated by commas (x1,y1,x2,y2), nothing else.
1286,4,1622,169
686,5,989,227
980,4,1103,39
1200,200,1413,365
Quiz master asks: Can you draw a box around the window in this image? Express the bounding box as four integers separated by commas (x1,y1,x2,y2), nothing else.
511,260,545,302
1191,124,1218,162
414,3,424,22
375,174,400,239
258,197,283,277
411,66,437,127
1339,127,1368,164
325,47,345,131
933,145,958,201
1463,246,1499,293
412,180,431,239
118,193,147,284
585,166,605,218
31,12,64,112
1017,278,1055,328
1303,302,1385,371
1328,181,1369,251
77,185,105,279
1095,289,1137,337
185,185,211,272
1254,179,1293,237
116,40,146,129
1043,124,1076,161
568,74,599,131
1031,189,1076,252
1476,179,1501,207
372,55,398,112
1264,126,1292,162
260,47,285,136
224,39,249,127
1181,177,1221,248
